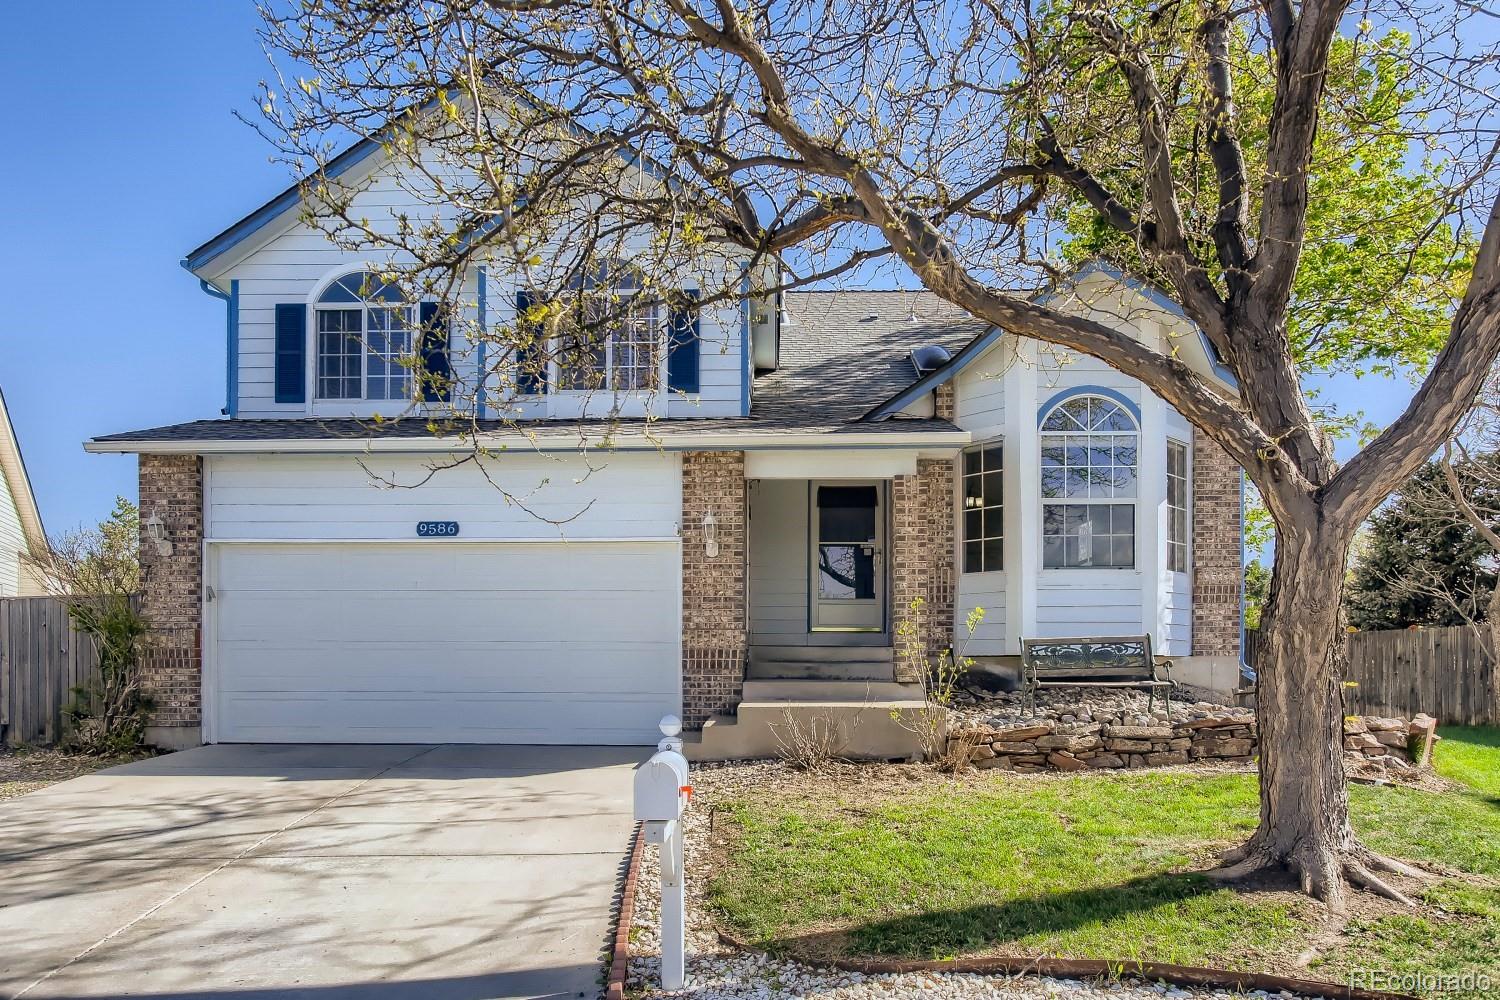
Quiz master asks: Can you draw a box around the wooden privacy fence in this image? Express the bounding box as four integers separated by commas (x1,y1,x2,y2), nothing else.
0,596,106,746
1247,625,1497,725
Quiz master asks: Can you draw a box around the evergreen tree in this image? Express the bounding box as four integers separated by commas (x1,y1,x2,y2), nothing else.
1346,459,1500,630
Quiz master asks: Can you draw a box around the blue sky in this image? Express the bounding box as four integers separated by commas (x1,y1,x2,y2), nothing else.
0,2,1418,538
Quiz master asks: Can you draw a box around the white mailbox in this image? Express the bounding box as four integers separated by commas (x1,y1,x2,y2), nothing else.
636,716,690,991
634,750,690,821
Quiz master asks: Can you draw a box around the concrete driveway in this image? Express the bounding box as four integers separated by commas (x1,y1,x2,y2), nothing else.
0,744,641,999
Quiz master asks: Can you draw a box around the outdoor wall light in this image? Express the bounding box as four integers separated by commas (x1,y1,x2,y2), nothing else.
144,511,173,558
702,511,720,558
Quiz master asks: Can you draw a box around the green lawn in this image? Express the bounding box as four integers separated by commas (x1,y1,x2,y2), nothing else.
705,729,1500,997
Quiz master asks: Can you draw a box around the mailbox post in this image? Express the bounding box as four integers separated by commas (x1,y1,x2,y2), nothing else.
634,715,691,991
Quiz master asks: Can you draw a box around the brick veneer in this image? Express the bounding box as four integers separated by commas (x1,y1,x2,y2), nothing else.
1191,430,1243,657
138,454,204,737
891,458,956,682
680,451,747,727
934,382,956,421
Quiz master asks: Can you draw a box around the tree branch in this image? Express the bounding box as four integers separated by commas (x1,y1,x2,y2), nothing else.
1326,188,1500,521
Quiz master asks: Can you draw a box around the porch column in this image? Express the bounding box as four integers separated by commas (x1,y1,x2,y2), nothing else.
680,451,748,728
891,458,956,683
138,454,204,749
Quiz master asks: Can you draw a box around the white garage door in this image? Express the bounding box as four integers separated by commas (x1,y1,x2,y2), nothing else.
210,541,679,744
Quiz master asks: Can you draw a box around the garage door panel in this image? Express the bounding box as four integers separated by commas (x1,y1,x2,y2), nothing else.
220,691,671,745
213,542,680,744
217,644,678,695
217,544,673,593
217,592,678,645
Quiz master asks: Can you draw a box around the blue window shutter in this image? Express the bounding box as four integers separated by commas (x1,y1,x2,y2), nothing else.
274,303,306,404
418,302,451,402
668,289,701,394
515,290,546,394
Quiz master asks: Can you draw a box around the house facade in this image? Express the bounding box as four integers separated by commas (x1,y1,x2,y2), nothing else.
87,142,1243,753
0,387,47,597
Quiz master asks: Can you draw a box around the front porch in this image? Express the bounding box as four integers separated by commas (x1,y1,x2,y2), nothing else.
680,450,959,761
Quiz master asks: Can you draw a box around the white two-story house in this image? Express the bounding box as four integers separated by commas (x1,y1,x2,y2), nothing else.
87,133,1244,754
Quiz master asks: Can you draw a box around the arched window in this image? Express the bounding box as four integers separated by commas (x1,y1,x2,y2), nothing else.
553,265,661,392
1039,393,1138,568
315,271,413,401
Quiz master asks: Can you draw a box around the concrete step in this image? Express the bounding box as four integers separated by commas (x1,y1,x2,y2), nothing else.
685,690,931,762
740,679,924,702
747,645,895,681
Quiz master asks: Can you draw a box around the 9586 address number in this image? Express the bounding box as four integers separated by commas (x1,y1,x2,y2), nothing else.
416,521,461,537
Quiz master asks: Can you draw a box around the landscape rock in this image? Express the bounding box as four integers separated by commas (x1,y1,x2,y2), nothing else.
1102,725,1175,739
1036,735,1102,752
1047,751,1089,771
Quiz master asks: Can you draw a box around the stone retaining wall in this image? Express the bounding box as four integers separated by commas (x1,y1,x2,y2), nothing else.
950,712,1437,774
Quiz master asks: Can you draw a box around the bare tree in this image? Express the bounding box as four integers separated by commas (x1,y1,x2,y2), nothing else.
1435,376,1500,718
252,0,1500,905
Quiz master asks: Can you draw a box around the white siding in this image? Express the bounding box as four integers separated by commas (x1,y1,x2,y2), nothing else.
748,479,809,644
956,577,1008,657
0,475,24,596
1164,574,1192,655
1035,573,1144,637
216,153,746,420
204,452,681,541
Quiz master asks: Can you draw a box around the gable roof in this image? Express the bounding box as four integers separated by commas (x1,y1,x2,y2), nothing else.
0,386,46,555
861,262,1237,420
182,137,388,275
183,96,696,279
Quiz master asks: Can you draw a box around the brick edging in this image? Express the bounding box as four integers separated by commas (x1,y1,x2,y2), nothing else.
605,822,645,1000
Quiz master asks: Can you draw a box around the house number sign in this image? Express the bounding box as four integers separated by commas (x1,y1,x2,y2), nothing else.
416,521,461,537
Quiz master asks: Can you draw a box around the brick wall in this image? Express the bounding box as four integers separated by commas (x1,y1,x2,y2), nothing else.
1191,430,1243,658
891,458,956,682
138,454,204,734
934,382,956,421
680,451,747,727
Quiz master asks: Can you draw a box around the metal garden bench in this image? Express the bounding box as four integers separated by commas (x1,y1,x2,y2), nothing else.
1019,635,1174,716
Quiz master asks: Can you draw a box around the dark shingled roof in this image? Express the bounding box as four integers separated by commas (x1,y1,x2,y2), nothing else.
763,290,986,423
90,414,962,444
91,290,987,446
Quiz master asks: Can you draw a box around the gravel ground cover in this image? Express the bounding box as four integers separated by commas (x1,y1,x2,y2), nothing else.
0,746,146,800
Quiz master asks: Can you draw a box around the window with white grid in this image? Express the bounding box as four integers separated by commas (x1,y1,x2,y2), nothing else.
1167,439,1190,573
961,443,1004,573
1040,394,1138,569
314,272,413,402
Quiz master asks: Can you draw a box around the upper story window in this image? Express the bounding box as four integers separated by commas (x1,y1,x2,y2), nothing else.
316,272,413,401
961,443,1004,573
1167,439,1190,573
1040,393,1138,569
551,269,662,392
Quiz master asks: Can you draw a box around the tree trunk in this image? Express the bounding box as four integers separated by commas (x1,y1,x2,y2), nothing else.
1216,518,1424,908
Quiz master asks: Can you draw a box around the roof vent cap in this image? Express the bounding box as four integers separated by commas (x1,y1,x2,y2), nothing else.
910,344,952,376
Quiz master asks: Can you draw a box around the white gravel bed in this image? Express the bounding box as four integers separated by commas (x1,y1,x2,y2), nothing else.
622,762,1325,1000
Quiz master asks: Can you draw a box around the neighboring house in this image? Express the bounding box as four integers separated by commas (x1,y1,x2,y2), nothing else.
0,387,47,597
86,138,1243,753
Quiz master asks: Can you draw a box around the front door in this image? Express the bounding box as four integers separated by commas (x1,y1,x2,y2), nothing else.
810,482,885,631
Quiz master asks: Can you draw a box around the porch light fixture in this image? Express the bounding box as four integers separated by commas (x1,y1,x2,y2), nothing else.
144,510,173,558
702,511,720,558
